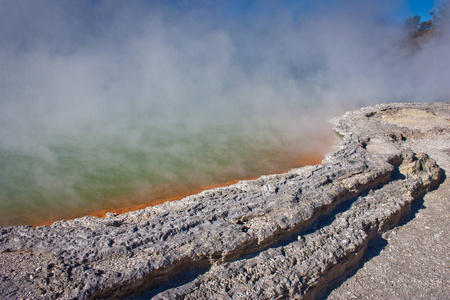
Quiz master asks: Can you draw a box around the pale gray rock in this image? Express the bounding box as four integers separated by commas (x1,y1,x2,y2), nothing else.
0,102,448,299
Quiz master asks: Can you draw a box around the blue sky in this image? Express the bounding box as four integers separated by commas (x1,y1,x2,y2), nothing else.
406,0,438,20
396,0,442,21
167,0,441,24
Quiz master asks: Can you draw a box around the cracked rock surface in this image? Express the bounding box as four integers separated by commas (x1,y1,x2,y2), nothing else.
0,102,448,299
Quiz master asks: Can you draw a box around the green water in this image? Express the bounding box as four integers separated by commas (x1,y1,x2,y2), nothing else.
0,115,328,226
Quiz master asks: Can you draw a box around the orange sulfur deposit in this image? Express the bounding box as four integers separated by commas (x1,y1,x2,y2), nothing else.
34,151,327,227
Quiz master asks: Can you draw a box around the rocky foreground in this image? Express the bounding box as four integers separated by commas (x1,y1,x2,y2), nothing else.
1,102,448,299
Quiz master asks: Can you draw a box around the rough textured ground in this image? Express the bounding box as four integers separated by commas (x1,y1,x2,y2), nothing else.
328,107,450,300
0,102,448,299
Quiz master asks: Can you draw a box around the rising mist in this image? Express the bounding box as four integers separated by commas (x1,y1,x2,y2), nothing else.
0,0,449,225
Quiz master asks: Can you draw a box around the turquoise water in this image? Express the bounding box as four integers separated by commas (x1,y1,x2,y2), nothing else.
0,113,332,226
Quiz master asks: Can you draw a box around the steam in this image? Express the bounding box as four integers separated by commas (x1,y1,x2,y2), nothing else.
1,0,449,225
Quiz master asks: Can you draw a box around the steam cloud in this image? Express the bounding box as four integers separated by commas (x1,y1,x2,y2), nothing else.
0,0,449,225
1,1,449,144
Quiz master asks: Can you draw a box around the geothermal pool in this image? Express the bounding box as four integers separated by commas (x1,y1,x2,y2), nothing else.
0,113,334,227
2,0,448,229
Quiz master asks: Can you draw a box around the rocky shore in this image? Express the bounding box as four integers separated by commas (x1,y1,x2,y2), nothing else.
1,102,448,299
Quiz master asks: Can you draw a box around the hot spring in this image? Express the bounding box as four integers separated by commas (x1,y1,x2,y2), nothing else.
3,1,445,227
0,105,335,227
